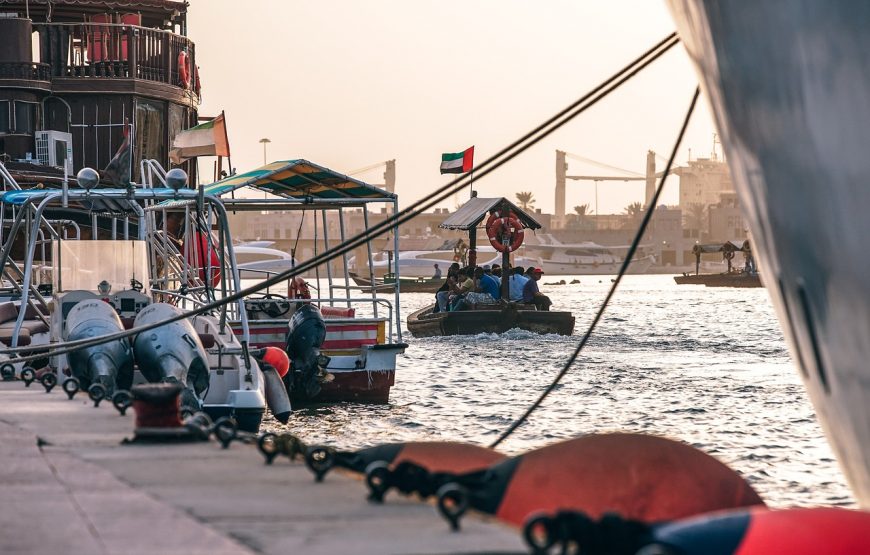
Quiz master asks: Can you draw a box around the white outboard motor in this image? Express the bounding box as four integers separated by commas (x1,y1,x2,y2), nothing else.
132,303,209,410
64,299,134,396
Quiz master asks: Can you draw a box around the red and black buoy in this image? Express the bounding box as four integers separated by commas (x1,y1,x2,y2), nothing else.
435,433,765,529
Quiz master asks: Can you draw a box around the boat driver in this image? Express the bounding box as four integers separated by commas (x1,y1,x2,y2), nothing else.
522,267,552,311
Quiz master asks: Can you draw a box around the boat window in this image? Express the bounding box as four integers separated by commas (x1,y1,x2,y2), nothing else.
0,101,9,133
53,240,150,294
13,101,37,134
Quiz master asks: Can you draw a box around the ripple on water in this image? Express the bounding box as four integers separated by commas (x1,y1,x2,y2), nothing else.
262,274,854,508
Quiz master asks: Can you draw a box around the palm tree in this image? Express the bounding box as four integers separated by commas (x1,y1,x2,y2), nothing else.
683,203,708,232
573,204,590,217
515,191,535,211
621,201,644,229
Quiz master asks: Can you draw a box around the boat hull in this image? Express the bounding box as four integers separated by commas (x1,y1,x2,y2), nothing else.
349,272,443,294
674,273,762,288
668,0,870,505
407,304,575,337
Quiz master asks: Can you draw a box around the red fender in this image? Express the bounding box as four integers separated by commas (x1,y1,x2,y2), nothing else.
464,433,765,527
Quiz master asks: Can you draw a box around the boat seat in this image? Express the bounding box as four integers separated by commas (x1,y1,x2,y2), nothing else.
0,320,49,335
0,328,30,346
321,306,356,318
0,302,18,325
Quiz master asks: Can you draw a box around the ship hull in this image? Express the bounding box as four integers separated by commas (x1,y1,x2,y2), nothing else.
668,1,870,506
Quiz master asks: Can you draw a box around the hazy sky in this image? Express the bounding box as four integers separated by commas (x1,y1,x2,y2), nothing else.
189,1,717,215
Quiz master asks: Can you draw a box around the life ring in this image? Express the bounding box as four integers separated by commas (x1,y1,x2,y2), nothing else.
289,276,312,300
178,51,191,88
485,211,524,253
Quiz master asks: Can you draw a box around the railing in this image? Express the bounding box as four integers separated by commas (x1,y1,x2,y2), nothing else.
33,23,196,89
0,62,51,81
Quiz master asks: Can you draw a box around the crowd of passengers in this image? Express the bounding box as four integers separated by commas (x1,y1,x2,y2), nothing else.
432,262,552,313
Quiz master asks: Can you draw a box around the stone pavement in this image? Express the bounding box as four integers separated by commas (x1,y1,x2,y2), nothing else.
0,382,525,555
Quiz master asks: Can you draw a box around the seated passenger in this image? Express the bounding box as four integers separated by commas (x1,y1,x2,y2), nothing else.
521,267,552,311
491,264,502,278
434,263,460,313
509,266,529,301
449,269,475,311
464,267,499,308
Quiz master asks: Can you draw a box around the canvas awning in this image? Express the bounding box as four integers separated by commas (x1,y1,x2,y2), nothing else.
439,197,542,231
201,160,395,201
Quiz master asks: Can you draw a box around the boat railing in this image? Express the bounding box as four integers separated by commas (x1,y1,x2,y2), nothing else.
0,61,51,82
32,23,196,90
257,296,397,343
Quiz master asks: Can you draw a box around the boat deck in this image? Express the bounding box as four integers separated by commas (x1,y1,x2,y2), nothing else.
0,382,523,554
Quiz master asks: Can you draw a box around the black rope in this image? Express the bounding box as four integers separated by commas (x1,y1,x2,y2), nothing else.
489,86,701,449
0,34,680,365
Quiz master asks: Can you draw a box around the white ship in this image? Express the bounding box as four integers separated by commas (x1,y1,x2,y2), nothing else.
516,236,654,275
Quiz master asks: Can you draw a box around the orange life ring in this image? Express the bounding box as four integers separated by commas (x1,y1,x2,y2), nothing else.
289,276,311,300
178,51,191,88
485,211,524,253
193,65,201,98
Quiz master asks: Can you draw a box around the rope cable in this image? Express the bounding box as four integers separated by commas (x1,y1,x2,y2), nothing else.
488,86,701,449
0,34,680,366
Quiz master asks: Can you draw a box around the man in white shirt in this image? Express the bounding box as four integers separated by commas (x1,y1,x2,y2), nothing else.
508,266,529,301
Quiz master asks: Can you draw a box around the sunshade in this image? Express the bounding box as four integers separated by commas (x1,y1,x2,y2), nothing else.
201,160,395,201
439,197,542,231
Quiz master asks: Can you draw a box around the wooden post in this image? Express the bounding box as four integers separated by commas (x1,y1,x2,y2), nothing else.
467,227,477,268
128,26,138,79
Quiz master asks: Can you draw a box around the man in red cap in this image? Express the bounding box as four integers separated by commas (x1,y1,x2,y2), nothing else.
521,267,552,311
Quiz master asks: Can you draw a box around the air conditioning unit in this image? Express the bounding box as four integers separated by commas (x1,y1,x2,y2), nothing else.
35,130,73,172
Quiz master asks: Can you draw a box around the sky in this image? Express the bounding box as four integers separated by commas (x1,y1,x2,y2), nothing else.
188,1,718,215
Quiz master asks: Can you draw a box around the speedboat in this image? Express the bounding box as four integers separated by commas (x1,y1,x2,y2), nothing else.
234,241,298,279
515,235,654,275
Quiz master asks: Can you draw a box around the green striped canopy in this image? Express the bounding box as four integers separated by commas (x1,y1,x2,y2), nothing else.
203,159,395,200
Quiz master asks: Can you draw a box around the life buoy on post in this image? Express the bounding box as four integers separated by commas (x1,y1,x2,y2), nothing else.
485,211,525,253
177,50,191,88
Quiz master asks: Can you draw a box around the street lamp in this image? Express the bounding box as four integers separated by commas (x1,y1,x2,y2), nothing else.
259,138,271,165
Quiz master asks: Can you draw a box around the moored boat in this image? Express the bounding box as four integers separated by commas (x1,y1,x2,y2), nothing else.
349,272,443,294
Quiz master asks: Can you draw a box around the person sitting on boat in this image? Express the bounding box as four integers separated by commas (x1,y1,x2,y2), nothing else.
522,267,552,311
434,264,460,313
491,264,502,277
449,268,475,311
433,263,442,280
509,266,530,301
462,267,500,309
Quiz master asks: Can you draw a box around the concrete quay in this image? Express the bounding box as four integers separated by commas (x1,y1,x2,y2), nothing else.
0,382,524,554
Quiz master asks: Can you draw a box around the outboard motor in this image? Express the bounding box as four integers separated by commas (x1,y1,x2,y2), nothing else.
64,299,134,395
132,303,209,410
285,304,329,399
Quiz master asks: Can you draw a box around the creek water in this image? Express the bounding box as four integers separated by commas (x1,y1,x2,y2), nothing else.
260,274,854,508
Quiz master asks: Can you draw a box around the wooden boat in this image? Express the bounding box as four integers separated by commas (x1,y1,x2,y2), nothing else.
407,303,575,337
349,272,443,293
674,272,762,288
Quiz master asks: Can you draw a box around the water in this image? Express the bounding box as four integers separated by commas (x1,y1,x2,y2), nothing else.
261,274,854,508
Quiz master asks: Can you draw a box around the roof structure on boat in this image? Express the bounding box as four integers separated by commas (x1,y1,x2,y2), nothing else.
692,240,750,254
0,187,190,213
200,160,396,202
439,197,542,231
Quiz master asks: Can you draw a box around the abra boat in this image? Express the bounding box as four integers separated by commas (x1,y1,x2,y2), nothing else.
674,240,761,287
668,0,870,507
407,302,574,337
348,272,443,294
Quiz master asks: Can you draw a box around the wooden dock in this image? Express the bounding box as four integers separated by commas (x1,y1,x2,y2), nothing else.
0,382,524,554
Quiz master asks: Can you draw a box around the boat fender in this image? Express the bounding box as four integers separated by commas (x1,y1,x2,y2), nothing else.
262,363,292,424
177,50,191,88
193,65,201,98
433,433,765,530
183,232,221,287
486,211,525,253
262,346,290,378
643,507,870,555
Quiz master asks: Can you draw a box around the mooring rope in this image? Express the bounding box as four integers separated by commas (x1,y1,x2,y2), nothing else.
489,86,701,449
0,33,681,367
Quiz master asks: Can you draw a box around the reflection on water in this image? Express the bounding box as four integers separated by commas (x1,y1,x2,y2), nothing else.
257,275,854,508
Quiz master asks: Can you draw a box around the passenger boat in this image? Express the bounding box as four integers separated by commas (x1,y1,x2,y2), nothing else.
0,165,272,432
668,0,870,507
407,196,576,338
516,235,655,275
674,241,761,287
234,241,299,279
175,159,407,403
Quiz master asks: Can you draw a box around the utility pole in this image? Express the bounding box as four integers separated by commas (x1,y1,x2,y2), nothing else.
555,150,567,227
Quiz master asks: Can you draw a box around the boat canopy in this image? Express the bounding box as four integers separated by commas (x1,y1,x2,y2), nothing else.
439,197,542,231
198,160,395,202
692,240,751,255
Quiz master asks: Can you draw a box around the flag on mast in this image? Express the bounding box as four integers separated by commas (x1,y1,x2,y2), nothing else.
169,111,231,164
440,146,474,174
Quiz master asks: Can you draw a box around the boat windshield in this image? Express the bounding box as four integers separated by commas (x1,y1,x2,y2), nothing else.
52,240,150,294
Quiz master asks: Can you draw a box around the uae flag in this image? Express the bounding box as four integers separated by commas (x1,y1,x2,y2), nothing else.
440,146,474,174
169,112,231,164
